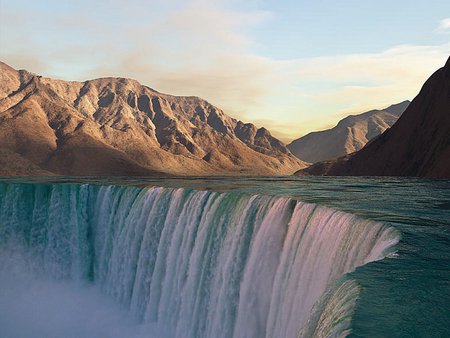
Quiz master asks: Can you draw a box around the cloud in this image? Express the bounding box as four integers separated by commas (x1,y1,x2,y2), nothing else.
1,1,449,142
295,44,449,82
0,0,276,112
290,44,450,120
235,43,450,140
435,18,450,34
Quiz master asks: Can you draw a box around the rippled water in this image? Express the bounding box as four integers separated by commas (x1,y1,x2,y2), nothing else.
0,176,449,337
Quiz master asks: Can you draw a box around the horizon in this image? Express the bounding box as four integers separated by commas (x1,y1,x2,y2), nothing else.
1,0,449,142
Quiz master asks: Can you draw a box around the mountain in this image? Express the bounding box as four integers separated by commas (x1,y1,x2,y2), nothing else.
0,62,305,176
296,57,450,178
287,101,410,163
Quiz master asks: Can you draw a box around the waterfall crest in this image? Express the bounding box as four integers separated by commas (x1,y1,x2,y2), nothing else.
0,183,399,338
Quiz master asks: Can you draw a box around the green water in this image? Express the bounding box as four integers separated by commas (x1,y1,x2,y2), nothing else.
147,176,450,337
0,176,449,337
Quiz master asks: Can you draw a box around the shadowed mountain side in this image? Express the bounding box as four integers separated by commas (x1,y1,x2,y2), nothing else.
287,101,410,163
296,57,450,178
0,62,306,176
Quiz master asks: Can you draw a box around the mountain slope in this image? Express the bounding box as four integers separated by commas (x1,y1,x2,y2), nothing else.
296,57,450,178
287,101,410,163
0,62,305,176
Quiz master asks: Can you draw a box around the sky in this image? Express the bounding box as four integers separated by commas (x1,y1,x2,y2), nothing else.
0,0,449,142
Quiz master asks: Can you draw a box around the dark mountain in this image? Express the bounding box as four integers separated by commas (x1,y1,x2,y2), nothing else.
287,101,409,163
296,57,450,178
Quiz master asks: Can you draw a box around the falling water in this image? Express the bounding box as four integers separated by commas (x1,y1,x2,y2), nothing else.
0,183,399,337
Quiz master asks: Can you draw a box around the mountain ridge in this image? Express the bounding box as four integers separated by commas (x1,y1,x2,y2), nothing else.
295,57,450,178
0,61,305,176
287,101,410,163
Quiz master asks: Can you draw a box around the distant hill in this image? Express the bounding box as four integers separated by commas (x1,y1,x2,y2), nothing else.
287,101,410,163
296,57,450,178
0,61,305,176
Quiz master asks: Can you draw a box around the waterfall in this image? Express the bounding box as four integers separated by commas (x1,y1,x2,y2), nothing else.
0,183,399,338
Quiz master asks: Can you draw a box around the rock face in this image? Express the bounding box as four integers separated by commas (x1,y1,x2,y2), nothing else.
296,57,450,178
287,101,409,163
0,62,305,176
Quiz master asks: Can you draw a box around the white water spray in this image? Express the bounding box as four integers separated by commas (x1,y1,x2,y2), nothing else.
0,183,399,337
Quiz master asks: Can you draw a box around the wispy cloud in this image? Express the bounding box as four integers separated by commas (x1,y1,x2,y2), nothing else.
435,18,450,34
288,44,450,124
1,0,449,142
238,43,450,141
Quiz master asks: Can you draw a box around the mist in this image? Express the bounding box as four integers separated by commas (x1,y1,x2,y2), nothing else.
0,247,152,338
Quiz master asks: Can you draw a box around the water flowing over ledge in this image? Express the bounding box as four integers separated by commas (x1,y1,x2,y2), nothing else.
0,183,400,338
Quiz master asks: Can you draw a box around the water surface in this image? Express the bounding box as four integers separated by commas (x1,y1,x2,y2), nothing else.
0,176,448,337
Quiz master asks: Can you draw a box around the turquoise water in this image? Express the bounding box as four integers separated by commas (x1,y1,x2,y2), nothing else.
146,177,450,338
0,177,449,337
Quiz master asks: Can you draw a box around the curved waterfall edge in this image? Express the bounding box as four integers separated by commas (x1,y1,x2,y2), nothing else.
0,183,400,338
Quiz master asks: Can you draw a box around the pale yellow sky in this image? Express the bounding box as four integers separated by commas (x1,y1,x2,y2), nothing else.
1,0,449,142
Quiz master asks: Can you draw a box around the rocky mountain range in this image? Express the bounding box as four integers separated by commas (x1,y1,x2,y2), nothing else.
296,57,450,178
287,101,410,163
0,62,306,176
